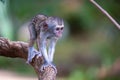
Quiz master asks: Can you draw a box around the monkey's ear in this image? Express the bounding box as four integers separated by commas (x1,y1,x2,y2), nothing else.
43,22,48,30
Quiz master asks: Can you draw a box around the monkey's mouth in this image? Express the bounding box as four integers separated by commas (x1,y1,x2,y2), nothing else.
55,33,62,38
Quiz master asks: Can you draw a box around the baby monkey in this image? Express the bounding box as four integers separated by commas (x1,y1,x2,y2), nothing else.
27,14,64,71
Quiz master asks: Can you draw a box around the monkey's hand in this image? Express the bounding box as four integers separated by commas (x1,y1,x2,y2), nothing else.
26,47,40,64
40,61,57,73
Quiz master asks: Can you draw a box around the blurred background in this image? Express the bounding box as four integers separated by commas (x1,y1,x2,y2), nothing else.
0,0,120,80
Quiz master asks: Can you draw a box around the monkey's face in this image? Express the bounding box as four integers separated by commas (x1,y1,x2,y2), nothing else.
54,25,64,38
45,17,64,38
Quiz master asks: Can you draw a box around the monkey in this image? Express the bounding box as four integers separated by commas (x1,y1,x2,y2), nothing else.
26,14,64,72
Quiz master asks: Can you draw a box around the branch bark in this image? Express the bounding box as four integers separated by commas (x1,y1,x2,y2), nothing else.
90,0,120,29
0,37,56,80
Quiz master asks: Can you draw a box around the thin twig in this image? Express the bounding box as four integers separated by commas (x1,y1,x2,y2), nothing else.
90,0,120,29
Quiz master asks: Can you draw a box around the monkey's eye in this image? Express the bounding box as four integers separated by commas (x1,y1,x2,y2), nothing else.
56,28,60,31
61,27,64,30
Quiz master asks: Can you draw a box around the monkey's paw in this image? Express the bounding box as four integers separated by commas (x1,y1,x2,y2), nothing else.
40,62,57,73
26,47,40,64
40,62,49,71
50,62,57,73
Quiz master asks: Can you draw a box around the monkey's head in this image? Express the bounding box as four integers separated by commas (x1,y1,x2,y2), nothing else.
45,16,64,38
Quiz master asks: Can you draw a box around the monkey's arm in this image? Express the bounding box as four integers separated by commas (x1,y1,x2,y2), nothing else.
48,38,57,62
46,38,57,73
39,34,57,72
27,23,39,63
39,34,53,71
39,34,49,63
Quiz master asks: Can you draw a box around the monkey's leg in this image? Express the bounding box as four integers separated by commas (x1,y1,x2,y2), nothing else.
27,23,39,64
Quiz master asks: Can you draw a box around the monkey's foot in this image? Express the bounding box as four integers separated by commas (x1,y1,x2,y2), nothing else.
26,47,40,64
36,53,42,59
40,62,57,73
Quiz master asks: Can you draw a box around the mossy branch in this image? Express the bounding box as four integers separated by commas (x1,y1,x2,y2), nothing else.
0,37,56,80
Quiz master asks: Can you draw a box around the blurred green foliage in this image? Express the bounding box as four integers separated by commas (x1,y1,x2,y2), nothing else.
0,0,120,80
0,0,13,39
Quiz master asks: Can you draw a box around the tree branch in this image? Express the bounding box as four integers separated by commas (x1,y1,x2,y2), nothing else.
0,37,56,80
90,0,120,29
